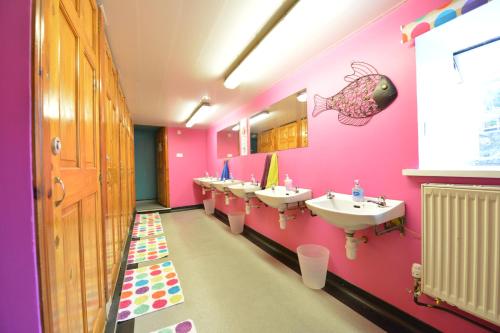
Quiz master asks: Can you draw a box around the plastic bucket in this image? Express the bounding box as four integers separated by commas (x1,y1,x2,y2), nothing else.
203,199,215,215
297,244,330,289
228,212,245,234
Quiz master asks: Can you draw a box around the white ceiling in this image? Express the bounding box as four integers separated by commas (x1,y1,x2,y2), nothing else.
100,0,404,127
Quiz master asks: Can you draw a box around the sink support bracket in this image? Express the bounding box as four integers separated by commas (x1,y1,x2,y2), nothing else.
374,217,405,236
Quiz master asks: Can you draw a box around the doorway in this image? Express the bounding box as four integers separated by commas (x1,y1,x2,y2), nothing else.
134,125,170,212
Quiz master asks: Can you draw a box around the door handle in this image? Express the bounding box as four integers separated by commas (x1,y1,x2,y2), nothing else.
54,176,66,207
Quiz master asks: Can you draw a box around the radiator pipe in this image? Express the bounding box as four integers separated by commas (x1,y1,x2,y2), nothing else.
413,295,497,332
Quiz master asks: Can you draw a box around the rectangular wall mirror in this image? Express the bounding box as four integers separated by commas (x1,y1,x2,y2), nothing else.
217,123,240,158
250,89,308,154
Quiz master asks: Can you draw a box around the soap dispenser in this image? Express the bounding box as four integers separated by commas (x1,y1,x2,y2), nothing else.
352,179,364,202
284,174,293,191
250,174,256,185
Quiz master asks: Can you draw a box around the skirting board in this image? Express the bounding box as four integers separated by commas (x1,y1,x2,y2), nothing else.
213,209,439,333
133,204,203,215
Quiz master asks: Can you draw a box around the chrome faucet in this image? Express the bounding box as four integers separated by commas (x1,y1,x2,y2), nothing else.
326,189,335,199
367,196,386,207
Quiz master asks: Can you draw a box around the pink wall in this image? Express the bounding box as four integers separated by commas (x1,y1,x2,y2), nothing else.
217,129,240,159
0,0,42,332
206,1,500,332
168,128,208,207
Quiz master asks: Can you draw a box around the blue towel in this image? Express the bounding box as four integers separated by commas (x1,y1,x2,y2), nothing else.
220,160,230,180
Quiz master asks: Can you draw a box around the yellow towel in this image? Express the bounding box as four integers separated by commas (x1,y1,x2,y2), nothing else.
265,153,279,189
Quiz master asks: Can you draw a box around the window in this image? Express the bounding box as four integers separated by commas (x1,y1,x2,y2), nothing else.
415,1,500,170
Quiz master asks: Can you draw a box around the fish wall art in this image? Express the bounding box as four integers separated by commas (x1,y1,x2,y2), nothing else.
313,62,398,126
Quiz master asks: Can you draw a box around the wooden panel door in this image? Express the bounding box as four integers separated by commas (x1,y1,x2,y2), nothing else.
36,0,105,331
277,122,298,150
299,118,308,148
118,96,128,243
156,128,170,207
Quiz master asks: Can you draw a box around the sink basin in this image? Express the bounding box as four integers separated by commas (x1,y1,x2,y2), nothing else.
193,177,216,186
255,186,312,210
305,193,405,232
198,177,220,188
228,182,262,199
212,179,243,192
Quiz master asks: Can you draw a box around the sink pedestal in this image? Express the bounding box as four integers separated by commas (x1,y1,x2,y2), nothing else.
244,199,262,215
278,212,296,230
224,192,237,205
345,231,368,260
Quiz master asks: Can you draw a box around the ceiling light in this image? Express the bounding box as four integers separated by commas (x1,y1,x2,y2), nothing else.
250,111,270,125
223,0,299,89
296,90,307,102
185,102,213,128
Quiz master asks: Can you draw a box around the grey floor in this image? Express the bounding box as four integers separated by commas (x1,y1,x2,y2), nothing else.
132,210,384,333
136,200,169,213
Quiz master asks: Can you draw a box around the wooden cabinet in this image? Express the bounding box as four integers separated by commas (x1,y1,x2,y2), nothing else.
258,120,306,153
277,122,299,150
257,128,276,153
34,1,135,331
299,118,308,148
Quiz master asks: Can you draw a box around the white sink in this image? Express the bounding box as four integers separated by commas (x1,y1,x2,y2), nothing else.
228,182,261,199
305,193,405,233
212,179,243,192
199,177,219,188
194,177,215,186
255,186,312,210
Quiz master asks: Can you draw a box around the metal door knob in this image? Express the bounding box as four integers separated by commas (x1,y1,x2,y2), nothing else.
54,176,66,207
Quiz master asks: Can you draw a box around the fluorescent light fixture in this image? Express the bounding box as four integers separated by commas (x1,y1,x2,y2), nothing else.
232,124,240,131
296,90,307,102
224,73,243,90
185,102,213,128
223,1,299,89
250,111,270,125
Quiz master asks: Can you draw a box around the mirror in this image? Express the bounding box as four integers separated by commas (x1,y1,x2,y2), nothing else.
250,89,308,154
217,124,240,159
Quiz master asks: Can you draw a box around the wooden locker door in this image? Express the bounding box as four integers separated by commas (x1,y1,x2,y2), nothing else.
112,100,122,260
38,0,105,331
156,128,170,207
119,109,128,241
104,98,118,295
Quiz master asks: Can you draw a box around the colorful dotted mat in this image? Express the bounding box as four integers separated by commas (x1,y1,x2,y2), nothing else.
132,219,164,239
150,320,197,333
128,236,169,264
135,212,161,224
118,261,185,322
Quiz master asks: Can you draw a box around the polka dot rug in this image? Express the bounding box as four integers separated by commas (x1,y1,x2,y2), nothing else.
128,236,169,264
132,219,164,239
150,319,197,333
117,261,184,322
135,212,161,224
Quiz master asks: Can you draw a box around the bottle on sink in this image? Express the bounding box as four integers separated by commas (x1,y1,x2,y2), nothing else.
284,174,293,191
352,179,364,202
250,174,256,185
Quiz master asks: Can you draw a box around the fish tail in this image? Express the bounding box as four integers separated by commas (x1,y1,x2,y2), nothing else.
312,94,331,117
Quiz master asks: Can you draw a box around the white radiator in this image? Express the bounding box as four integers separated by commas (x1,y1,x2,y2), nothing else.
422,184,500,326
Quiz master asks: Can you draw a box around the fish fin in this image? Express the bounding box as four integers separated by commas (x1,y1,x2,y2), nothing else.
338,114,372,126
344,61,379,82
312,94,331,117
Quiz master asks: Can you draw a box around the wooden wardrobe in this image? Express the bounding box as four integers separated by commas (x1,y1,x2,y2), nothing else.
33,0,135,331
